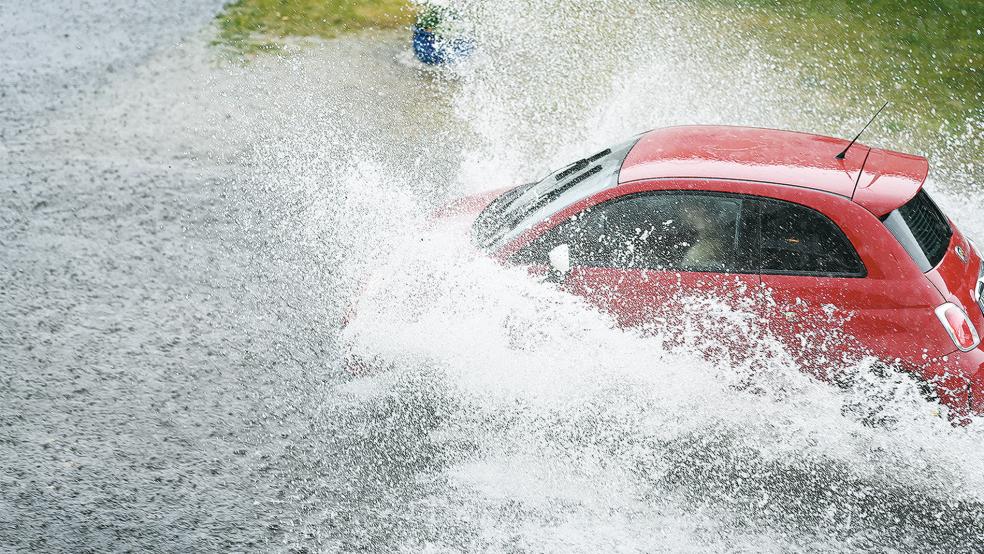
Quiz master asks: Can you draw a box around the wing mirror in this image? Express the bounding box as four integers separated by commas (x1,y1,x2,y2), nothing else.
547,243,571,280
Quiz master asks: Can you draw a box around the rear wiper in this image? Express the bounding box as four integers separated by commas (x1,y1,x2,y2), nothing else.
507,164,604,229
479,163,605,249
476,181,535,225
554,148,611,181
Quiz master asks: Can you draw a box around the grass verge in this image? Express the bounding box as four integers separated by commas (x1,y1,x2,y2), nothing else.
212,0,981,146
215,0,414,53
703,0,982,140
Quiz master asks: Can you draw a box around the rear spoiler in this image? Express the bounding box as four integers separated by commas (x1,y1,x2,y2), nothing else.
852,148,929,217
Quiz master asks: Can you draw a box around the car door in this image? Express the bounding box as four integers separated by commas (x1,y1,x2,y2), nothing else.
753,197,934,376
512,191,761,348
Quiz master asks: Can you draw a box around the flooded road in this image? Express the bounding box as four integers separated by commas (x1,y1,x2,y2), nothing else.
2,1,984,551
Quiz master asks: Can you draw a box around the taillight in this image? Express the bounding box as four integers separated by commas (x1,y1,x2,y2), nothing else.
935,303,981,352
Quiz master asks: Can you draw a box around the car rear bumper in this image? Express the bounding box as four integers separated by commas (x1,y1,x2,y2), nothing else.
924,347,984,419
965,349,984,416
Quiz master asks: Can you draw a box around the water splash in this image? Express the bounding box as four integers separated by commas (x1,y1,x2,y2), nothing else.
221,2,984,550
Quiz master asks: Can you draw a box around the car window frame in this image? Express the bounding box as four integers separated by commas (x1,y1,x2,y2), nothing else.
752,197,868,279
880,189,953,273
513,190,761,275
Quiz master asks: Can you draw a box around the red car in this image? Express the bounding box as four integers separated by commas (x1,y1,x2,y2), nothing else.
453,126,983,419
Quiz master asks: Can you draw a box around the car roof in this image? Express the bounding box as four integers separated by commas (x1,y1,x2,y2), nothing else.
618,126,928,217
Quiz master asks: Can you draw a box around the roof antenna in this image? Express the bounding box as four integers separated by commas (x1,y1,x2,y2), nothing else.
835,101,889,160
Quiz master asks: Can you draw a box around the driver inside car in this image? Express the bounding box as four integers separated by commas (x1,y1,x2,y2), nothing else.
678,199,735,271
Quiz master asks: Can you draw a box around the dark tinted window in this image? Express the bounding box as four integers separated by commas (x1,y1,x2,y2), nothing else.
881,190,952,272
758,200,865,276
514,193,755,273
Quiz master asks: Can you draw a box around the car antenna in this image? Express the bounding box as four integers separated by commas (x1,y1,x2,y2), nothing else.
835,101,889,160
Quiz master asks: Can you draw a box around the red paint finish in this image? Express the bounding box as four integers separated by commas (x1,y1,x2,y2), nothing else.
500,177,961,383
750,183,955,373
926,226,984,336
852,148,929,217
566,267,759,331
619,126,930,219
345,126,982,418
966,349,984,414
486,127,984,418
619,126,869,196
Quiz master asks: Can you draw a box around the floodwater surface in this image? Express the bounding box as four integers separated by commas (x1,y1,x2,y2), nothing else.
2,1,983,552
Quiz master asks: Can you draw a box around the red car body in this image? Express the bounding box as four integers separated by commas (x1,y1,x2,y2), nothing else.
456,126,984,418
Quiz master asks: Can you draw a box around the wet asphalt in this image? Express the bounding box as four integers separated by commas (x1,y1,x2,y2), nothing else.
1,0,471,545
4,3,984,553
1,2,284,550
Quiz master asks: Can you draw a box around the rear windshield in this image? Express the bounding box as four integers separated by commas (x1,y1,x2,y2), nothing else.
472,136,640,250
881,189,952,272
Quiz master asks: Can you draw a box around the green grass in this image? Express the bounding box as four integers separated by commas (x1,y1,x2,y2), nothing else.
215,0,414,53
703,0,983,138
212,0,981,142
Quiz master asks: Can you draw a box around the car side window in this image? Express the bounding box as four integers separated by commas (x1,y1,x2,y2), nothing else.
513,192,754,273
757,199,865,277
